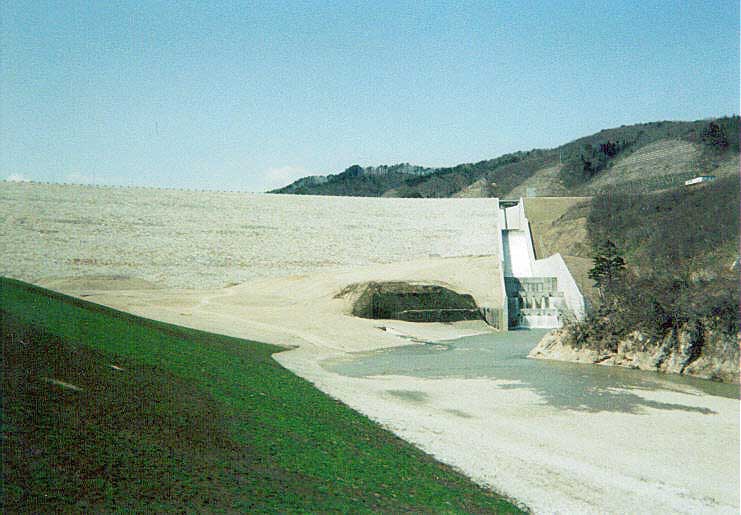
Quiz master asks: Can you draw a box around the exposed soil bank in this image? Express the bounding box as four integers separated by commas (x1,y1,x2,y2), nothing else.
529,327,739,384
338,281,483,323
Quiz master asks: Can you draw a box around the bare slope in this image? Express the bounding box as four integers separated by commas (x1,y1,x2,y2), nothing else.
507,165,570,198
577,139,702,194
1,182,500,289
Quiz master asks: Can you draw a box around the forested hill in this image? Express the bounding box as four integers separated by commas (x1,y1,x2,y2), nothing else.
270,117,739,198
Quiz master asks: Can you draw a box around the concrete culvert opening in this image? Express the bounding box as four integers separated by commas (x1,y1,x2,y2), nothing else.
338,281,483,323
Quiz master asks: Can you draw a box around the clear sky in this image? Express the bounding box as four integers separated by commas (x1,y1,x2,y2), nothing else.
1,1,738,191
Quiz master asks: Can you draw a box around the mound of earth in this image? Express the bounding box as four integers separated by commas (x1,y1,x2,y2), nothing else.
337,281,482,322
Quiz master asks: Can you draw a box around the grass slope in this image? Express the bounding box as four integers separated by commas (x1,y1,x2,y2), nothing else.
1,278,523,513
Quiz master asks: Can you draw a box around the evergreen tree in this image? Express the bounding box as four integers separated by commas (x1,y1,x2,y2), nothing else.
589,240,626,298
701,121,729,149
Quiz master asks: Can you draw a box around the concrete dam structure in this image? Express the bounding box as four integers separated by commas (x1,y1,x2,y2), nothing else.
332,197,587,330
498,199,586,329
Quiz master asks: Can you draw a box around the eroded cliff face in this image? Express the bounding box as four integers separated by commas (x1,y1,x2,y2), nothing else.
529,323,739,384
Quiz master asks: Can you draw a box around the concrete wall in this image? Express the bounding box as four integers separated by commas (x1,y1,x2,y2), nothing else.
501,201,536,277
500,198,587,328
495,205,509,330
531,254,587,321
502,203,527,231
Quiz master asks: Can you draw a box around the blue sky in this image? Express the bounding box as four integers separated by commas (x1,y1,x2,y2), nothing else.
1,1,738,191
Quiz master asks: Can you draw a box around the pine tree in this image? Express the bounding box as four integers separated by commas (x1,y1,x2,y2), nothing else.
589,240,626,297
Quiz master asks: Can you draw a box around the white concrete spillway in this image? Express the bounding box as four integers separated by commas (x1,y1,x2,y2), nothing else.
501,230,533,277
498,199,586,329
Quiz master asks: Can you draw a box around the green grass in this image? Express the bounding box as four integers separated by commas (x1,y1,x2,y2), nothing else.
1,277,523,513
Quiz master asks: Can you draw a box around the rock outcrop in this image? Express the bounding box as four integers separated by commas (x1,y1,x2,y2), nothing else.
529,324,740,383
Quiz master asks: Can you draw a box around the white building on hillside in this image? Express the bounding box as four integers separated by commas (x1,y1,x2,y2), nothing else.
684,175,716,186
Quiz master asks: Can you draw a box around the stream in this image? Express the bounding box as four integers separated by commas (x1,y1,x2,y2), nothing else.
324,329,737,413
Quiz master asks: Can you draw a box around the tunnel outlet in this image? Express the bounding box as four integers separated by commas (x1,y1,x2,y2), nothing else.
337,281,484,323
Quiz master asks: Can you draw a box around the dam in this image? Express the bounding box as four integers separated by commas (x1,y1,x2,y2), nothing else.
0,182,501,289
1,182,585,331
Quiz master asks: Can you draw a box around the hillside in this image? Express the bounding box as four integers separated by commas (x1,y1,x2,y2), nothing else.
530,176,739,382
273,163,437,196
271,116,739,198
522,197,597,306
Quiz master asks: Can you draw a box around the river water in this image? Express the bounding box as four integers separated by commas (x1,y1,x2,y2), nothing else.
325,329,737,412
